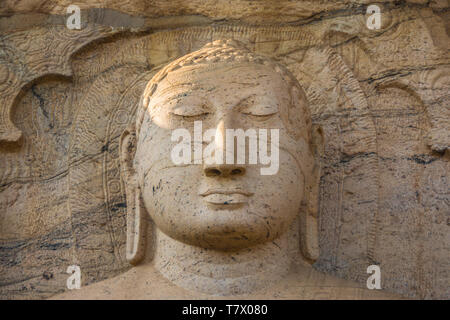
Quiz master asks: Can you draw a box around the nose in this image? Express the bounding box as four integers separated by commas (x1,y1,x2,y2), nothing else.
203,115,247,177
204,163,246,177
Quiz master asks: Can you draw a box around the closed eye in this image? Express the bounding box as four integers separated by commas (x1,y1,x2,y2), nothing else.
169,105,210,118
240,105,278,120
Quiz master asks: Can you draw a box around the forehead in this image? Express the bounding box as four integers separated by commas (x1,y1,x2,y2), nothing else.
152,63,290,101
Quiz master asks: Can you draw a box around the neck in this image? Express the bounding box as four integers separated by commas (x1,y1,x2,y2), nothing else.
152,216,302,296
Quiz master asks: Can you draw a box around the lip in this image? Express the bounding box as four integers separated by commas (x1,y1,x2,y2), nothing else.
199,189,253,207
199,189,254,197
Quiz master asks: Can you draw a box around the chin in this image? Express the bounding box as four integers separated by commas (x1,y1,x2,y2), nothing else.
158,213,288,251
178,234,269,251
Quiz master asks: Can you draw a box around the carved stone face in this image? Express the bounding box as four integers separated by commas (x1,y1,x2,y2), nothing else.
134,62,307,250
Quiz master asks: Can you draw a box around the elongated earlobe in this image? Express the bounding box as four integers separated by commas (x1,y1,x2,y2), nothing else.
120,127,147,265
300,124,324,262
300,180,319,262
126,188,147,265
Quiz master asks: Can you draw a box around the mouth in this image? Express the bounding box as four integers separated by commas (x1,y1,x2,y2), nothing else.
199,189,254,207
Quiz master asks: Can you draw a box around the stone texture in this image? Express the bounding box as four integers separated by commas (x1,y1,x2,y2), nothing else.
0,1,448,299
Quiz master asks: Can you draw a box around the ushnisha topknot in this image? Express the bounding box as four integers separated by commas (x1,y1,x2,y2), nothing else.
135,39,312,144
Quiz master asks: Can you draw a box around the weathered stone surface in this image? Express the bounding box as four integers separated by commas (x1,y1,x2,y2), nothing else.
0,1,448,299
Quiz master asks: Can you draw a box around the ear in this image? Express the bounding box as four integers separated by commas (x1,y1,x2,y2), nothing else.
300,124,324,263
120,126,147,265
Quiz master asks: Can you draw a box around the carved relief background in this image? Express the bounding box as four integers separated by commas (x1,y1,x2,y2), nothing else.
0,1,448,299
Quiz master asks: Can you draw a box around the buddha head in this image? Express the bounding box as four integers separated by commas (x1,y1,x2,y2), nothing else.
120,39,323,265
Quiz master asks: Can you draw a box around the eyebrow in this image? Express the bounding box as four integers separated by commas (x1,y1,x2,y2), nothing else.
156,83,193,97
155,90,205,108
234,94,257,107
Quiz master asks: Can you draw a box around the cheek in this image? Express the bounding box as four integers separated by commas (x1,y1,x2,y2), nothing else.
279,152,304,203
135,125,179,184
140,166,201,224
250,152,304,220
